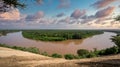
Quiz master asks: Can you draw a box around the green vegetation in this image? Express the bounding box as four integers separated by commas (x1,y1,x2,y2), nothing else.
22,30,103,41
0,30,19,36
64,54,78,60
115,15,120,22
111,35,120,48
51,53,62,58
0,44,40,54
77,49,89,56
41,52,49,56
98,46,119,55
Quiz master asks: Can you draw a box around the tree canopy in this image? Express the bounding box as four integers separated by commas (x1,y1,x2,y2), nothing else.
115,15,120,22
0,0,42,12
111,35,120,48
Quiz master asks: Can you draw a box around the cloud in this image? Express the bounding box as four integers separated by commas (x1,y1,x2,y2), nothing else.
36,0,44,4
92,0,117,9
57,17,70,24
71,9,86,19
95,6,115,18
56,12,65,17
26,11,44,21
119,5,120,8
58,0,70,8
0,9,20,21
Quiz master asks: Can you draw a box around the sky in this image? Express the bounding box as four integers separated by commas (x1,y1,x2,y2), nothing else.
0,0,120,29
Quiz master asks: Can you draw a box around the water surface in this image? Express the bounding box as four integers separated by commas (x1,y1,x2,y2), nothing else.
0,31,116,55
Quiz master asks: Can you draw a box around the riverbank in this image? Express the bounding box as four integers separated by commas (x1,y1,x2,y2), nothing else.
0,47,120,67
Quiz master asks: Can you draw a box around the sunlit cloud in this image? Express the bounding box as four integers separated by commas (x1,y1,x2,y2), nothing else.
0,9,20,21
92,0,118,9
95,6,115,18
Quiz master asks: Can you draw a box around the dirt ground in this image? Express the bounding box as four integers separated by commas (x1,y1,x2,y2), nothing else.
0,47,120,67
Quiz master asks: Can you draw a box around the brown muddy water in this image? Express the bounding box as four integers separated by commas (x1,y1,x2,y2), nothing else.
0,31,116,55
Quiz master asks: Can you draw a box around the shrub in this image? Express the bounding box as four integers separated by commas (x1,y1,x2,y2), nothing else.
64,54,76,60
77,49,89,56
111,35,120,48
98,46,119,55
27,47,40,54
104,46,119,55
98,50,106,55
51,53,62,58
93,48,99,56
41,52,49,56
86,52,97,58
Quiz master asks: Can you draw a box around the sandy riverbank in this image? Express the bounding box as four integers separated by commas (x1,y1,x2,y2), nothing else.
0,47,120,67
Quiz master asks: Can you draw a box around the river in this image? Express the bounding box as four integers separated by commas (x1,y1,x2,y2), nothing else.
0,31,116,55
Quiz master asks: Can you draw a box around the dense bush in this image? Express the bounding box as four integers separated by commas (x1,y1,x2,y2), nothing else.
64,54,77,60
86,52,97,58
111,35,120,48
99,46,119,55
77,49,89,56
51,53,62,58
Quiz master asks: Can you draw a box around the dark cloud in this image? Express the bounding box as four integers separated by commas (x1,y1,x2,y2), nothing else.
26,11,44,21
92,0,117,9
95,6,115,18
56,12,65,17
58,0,70,8
71,9,86,19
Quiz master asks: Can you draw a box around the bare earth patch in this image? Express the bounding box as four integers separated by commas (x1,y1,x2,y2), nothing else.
0,47,120,67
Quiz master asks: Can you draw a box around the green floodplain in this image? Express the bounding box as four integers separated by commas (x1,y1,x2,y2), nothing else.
22,30,104,41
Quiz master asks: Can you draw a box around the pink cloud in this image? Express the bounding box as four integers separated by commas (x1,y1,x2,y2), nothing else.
26,11,44,21
71,9,86,19
58,0,70,8
95,6,115,18
92,0,118,9
0,9,20,21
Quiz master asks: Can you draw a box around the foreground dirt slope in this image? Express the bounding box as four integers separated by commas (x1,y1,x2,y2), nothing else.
0,47,120,67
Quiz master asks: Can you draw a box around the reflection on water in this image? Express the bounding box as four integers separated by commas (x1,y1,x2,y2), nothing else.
0,31,116,55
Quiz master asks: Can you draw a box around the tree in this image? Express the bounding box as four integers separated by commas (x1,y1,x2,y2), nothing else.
77,49,89,56
0,0,25,12
111,35,120,48
115,15,120,22
0,0,43,12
